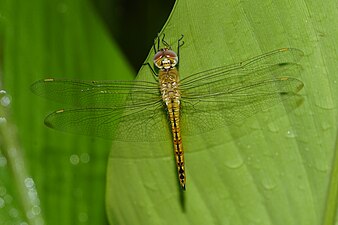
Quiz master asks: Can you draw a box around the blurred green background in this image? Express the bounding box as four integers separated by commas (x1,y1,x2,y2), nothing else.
1,0,338,225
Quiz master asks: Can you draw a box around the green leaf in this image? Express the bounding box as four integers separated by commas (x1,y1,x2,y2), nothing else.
106,0,338,225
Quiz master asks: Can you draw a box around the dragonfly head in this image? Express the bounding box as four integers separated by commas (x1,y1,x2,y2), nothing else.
153,48,178,70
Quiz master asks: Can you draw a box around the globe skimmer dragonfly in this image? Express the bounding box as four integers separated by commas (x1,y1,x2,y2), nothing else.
31,36,304,190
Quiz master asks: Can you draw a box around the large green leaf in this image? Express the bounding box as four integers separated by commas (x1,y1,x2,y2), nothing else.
106,0,338,225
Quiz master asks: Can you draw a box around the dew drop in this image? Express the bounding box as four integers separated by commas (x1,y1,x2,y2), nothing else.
0,91,11,107
4,194,13,203
315,161,329,172
80,153,90,163
31,205,41,216
285,130,296,138
9,207,19,218
224,155,244,169
70,154,80,165
24,177,34,188
320,121,332,131
267,123,280,133
261,177,277,190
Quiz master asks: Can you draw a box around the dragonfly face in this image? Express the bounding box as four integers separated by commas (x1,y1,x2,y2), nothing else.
153,48,178,70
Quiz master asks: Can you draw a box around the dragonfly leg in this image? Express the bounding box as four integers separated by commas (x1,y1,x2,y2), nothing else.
161,33,171,49
153,33,161,53
177,34,185,67
142,62,158,79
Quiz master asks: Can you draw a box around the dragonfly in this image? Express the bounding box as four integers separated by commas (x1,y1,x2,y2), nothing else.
31,35,304,190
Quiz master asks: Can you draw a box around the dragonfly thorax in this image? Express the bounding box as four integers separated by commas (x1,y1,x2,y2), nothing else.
153,48,178,70
159,68,181,104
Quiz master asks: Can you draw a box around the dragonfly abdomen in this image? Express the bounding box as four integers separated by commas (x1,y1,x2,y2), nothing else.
166,100,186,190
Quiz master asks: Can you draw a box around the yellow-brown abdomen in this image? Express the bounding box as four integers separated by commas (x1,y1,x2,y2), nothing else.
167,100,186,190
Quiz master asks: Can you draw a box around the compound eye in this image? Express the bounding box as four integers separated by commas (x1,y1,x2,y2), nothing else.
153,49,179,69
153,50,164,62
163,50,178,60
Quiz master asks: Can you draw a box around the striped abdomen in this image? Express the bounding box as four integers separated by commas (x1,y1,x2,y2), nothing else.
166,100,186,190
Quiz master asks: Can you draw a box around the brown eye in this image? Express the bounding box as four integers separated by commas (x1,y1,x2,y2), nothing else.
163,50,178,59
153,50,164,62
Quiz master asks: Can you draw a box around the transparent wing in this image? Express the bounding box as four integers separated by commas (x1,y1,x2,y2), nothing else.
180,48,303,86
31,78,160,107
44,101,172,142
179,48,304,135
32,78,173,141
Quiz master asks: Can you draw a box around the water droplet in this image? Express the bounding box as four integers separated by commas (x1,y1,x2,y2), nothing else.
314,100,335,110
31,205,41,216
285,130,296,138
267,123,280,133
9,207,19,218
70,154,80,165
261,177,277,190
80,153,90,163
24,177,35,188
4,194,13,203
315,161,329,172
249,122,261,130
321,121,332,131
224,155,244,169
0,95,11,107
28,189,38,201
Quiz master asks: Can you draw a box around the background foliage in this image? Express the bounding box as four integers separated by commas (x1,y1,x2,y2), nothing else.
0,0,337,225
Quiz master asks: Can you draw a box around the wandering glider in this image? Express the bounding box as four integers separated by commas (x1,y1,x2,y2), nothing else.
31,35,304,190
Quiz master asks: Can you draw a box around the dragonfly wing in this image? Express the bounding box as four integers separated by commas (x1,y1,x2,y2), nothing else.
180,56,304,136
180,48,303,86
31,78,160,107
44,100,172,142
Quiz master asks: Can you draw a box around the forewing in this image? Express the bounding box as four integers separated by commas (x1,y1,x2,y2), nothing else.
180,48,303,86
31,78,160,107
